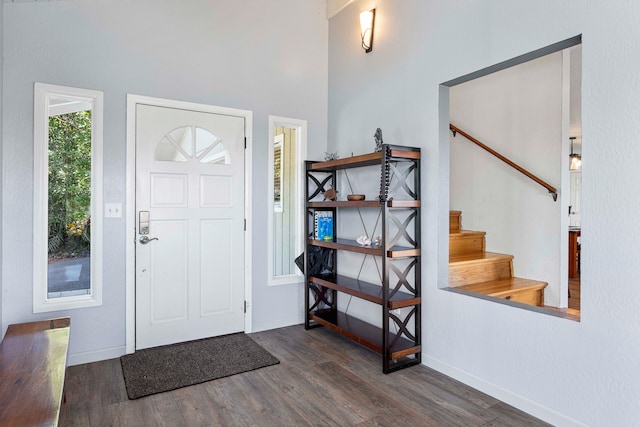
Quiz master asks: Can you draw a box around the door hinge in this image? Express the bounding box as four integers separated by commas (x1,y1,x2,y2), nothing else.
244,300,247,313
244,219,246,231
244,137,247,149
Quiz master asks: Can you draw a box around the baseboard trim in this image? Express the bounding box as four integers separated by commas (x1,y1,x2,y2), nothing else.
424,355,587,427
251,315,304,333
67,345,126,366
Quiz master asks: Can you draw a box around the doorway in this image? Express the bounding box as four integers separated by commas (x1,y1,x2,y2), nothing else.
125,96,253,352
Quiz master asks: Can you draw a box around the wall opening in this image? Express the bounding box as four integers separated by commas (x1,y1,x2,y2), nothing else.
440,36,582,319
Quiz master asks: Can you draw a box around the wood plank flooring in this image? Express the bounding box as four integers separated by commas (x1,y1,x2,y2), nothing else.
59,325,550,426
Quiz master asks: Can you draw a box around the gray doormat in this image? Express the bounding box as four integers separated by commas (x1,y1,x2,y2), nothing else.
120,333,279,399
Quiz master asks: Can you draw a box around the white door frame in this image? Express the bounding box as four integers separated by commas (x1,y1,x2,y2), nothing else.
125,94,253,353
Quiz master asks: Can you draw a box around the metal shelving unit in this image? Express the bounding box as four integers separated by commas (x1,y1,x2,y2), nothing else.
303,144,421,373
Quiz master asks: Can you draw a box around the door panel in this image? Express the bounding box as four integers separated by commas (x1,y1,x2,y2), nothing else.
135,104,245,350
200,219,233,315
200,175,233,207
149,219,188,322
151,174,188,207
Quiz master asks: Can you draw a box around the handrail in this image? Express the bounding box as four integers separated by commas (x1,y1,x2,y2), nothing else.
450,124,558,201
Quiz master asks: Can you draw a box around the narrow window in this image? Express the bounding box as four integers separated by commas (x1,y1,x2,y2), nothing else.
267,116,307,285
33,83,103,312
273,134,284,213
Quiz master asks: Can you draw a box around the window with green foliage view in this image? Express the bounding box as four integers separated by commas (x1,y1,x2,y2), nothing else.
48,111,92,265
34,83,103,313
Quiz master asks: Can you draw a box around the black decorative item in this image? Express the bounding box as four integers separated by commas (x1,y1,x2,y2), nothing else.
295,247,333,276
378,145,390,203
374,128,383,152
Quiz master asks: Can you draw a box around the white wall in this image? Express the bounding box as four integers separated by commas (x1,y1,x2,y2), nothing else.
449,52,563,307
329,1,640,426
1,0,327,362
327,0,355,19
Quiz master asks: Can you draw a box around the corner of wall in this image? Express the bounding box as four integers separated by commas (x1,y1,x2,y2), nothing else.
327,0,356,19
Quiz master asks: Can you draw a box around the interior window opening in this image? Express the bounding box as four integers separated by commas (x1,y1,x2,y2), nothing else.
442,37,582,320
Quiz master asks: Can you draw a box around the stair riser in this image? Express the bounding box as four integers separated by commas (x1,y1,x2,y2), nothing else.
449,259,513,287
502,289,544,306
450,211,461,234
449,236,485,256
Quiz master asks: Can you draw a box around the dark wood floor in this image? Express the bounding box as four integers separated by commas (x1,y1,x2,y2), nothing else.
60,325,550,426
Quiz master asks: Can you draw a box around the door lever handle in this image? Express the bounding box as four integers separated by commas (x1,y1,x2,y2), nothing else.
139,236,159,245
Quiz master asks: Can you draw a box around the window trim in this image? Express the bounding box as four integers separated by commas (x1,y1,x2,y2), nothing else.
33,83,104,313
267,116,307,286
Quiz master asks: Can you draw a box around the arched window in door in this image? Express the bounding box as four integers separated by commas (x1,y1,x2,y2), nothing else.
154,126,230,164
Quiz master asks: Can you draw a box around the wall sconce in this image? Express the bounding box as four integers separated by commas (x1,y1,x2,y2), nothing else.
569,136,582,170
360,9,375,53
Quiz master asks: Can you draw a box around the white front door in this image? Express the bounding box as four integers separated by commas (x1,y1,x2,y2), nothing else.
135,104,245,350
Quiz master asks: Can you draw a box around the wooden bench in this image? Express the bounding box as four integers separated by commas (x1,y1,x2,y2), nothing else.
0,317,70,427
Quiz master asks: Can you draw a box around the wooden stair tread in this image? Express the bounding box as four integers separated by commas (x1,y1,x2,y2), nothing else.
448,210,547,307
457,277,548,296
449,251,513,264
449,230,485,238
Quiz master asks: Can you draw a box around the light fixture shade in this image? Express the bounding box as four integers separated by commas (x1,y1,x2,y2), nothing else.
570,154,582,170
569,136,581,170
360,9,375,53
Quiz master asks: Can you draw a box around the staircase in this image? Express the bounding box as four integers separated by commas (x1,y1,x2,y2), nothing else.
449,211,547,306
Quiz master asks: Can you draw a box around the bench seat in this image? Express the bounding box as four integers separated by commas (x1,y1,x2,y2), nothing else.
0,318,70,427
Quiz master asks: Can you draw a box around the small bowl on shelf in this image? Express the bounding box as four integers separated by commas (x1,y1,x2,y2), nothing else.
347,194,365,201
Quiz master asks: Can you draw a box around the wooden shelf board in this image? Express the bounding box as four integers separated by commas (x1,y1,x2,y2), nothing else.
308,200,420,208
388,149,420,160
308,239,419,258
309,238,382,255
308,201,382,208
389,297,422,309
309,152,382,171
310,310,419,359
310,274,420,308
388,200,421,208
308,147,420,172
387,248,421,258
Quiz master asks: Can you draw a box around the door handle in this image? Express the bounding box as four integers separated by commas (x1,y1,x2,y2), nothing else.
139,236,159,245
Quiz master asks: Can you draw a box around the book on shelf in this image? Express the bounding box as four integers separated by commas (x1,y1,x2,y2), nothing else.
314,211,333,241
